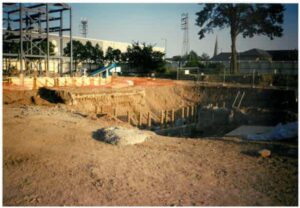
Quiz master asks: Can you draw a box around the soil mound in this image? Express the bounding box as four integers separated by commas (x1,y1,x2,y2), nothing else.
94,126,151,145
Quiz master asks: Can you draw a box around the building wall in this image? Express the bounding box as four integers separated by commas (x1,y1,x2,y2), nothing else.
50,34,165,56
4,34,165,74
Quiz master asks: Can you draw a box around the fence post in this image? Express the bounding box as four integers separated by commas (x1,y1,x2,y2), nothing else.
95,106,98,114
65,78,67,87
147,112,151,129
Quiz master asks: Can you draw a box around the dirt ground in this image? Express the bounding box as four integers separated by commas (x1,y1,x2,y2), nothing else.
3,77,298,206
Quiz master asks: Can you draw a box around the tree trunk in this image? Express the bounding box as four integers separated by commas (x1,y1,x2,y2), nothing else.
230,35,238,74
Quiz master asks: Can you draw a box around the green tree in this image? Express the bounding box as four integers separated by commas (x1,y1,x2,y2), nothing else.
105,47,115,64
184,50,200,67
200,53,210,61
196,4,284,73
92,43,104,67
64,40,85,72
172,55,182,62
126,42,165,74
112,49,122,63
83,41,95,70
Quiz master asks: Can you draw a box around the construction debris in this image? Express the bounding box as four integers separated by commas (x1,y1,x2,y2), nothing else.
96,126,151,145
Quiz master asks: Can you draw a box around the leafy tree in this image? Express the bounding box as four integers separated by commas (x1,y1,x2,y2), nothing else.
200,53,210,61
172,55,182,62
92,43,104,67
112,49,122,63
64,40,85,72
126,42,165,74
196,4,284,73
83,41,95,70
105,47,114,64
184,50,200,67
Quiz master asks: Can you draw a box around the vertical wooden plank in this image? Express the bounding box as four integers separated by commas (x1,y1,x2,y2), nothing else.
171,109,175,127
33,76,37,90
147,112,151,129
160,110,164,129
165,110,168,128
191,105,194,122
127,111,131,124
138,112,142,127
186,106,190,123
181,107,185,119
113,107,117,117
95,106,98,114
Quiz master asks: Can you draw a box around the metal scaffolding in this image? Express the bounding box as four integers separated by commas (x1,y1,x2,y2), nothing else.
3,3,73,76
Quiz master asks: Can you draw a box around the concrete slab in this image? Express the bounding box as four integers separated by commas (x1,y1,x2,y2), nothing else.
226,125,274,137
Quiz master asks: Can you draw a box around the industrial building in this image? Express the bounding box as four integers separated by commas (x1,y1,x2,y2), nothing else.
2,3,165,76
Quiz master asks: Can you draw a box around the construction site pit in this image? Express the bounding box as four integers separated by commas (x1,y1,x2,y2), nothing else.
3,77,298,206
29,78,298,138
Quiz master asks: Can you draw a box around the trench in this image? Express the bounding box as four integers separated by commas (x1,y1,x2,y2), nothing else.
38,85,298,138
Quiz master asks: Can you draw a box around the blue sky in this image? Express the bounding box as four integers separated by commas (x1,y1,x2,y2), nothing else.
71,3,298,58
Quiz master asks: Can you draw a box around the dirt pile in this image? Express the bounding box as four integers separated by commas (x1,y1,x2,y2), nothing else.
94,126,152,145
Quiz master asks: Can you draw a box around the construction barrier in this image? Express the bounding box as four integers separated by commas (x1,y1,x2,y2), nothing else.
7,76,112,90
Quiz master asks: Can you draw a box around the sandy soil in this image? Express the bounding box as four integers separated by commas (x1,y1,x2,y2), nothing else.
3,103,298,206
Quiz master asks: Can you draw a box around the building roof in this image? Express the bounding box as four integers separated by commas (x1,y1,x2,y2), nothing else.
239,48,271,60
209,52,232,61
266,50,298,61
210,48,298,62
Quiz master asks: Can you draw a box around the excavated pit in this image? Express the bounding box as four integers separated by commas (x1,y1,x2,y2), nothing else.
36,84,298,138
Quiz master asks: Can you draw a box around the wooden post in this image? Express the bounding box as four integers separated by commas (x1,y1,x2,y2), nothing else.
127,111,131,124
138,112,142,127
95,106,98,114
194,105,197,121
65,78,67,87
113,107,117,117
165,110,168,128
147,112,151,129
45,78,48,87
54,78,58,87
186,106,190,123
191,105,194,122
171,109,175,127
181,107,185,119
100,106,103,114
160,110,164,129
